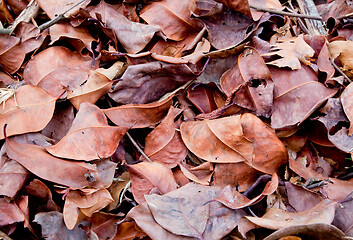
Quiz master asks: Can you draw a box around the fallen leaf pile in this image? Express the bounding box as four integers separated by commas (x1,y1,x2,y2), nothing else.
2,0,353,239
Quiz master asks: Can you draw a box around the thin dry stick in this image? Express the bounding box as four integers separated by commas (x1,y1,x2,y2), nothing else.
38,0,86,31
126,132,152,162
249,4,323,20
9,0,40,30
0,0,86,35
337,12,353,20
330,59,352,83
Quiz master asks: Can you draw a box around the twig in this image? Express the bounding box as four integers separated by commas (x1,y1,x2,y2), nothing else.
0,0,86,35
296,0,326,35
337,12,353,20
330,59,352,83
38,0,86,31
249,4,323,20
126,132,152,162
9,0,40,31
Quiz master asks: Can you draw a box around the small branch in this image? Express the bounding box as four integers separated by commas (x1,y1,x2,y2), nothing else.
0,0,86,35
249,4,323,20
39,0,86,31
330,59,352,83
337,12,353,20
126,132,152,162
9,0,40,30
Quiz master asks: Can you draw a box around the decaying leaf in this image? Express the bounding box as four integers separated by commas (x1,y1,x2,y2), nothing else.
128,161,177,204
46,103,127,161
181,114,287,174
263,35,315,70
143,106,188,168
63,189,113,230
0,85,56,139
246,200,337,230
103,95,173,128
6,136,116,189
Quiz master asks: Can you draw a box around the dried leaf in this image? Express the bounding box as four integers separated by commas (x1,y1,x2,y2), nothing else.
6,136,115,189
140,0,200,41
270,65,337,129
0,198,25,226
263,35,315,70
143,106,188,168
103,95,173,128
341,82,353,135
46,103,127,161
34,211,89,240
63,189,113,230
246,200,337,230
128,161,177,204
0,158,29,198
0,85,56,139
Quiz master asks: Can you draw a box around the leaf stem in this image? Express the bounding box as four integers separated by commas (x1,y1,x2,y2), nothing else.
249,4,323,20
126,132,152,162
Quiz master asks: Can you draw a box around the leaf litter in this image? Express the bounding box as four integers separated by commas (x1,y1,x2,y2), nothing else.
2,0,353,239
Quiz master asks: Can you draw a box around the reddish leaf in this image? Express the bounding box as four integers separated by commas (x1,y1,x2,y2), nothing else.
114,222,147,240
34,211,89,240
109,61,201,104
143,106,188,168
103,95,173,128
128,161,177,204
0,85,56,139
220,47,274,117
6,136,115,189
214,173,279,209
245,200,337,230
0,158,29,198
0,198,25,226
88,2,160,53
63,189,113,230
36,0,89,19
270,64,337,129
46,103,127,161
140,0,201,41
341,82,353,135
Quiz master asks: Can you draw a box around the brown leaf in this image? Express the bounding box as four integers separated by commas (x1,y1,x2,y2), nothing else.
0,23,47,74
341,82,353,135
36,0,89,19
263,35,315,70
212,162,260,192
285,182,324,213
198,7,254,50
329,40,353,77
41,102,75,142
128,161,177,204
63,189,113,230
114,222,147,240
321,178,353,201
49,22,96,53
131,183,246,240
24,46,94,97
88,212,123,240
0,85,56,139
270,65,337,129
6,136,115,189
46,103,127,161
245,200,337,230
178,161,214,185
103,95,173,128
220,47,274,117
107,172,130,211
127,202,191,240
23,179,60,212
143,106,188,168
0,158,29,198
180,115,253,163
332,191,353,237
140,0,200,41
34,211,89,240
264,223,349,240
214,173,279,209
88,2,160,53
109,61,201,104
67,71,112,109
0,198,25,226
